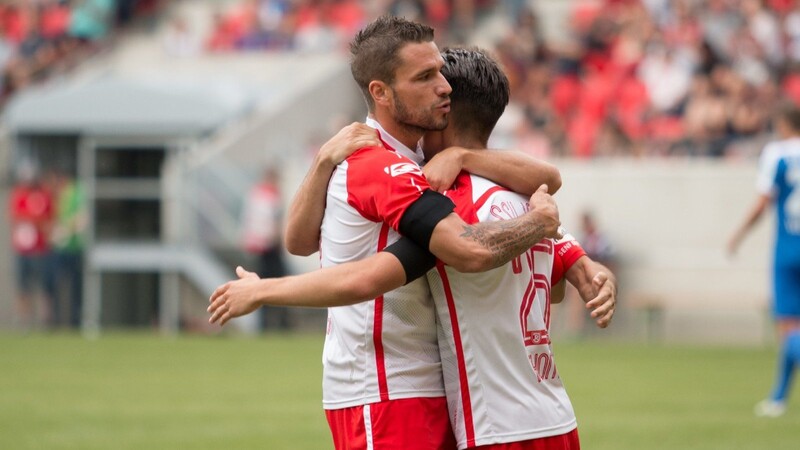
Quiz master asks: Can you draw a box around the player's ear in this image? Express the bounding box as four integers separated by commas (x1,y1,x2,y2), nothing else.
369,80,391,107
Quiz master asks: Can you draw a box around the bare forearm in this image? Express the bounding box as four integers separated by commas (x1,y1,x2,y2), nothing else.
259,253,406,307
729,195,770,255
284,155,336,256
430,212,550,273
566,258,615,303
564,257,616,327
736,195,770,236
462,150,561,195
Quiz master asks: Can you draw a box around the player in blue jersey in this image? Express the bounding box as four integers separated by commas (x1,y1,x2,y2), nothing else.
729,104,800,417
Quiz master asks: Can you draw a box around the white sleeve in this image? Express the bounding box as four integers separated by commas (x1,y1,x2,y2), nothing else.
755,143,780,196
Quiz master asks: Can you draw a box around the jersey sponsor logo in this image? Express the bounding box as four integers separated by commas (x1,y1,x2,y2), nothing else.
384,162,423,178
557,241,574,257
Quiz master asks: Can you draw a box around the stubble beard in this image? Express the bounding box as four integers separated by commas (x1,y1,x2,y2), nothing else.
392,89,449,136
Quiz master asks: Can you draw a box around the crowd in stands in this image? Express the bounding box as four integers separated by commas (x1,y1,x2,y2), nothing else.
199,0,800,159
4,0,796,159
490,0,800,158
0,0,161,107
198,0,500,54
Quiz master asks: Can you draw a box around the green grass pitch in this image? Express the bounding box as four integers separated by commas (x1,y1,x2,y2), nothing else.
1,332,798,449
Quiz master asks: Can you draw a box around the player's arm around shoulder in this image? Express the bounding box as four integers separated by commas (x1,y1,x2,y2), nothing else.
423,146,561,195
461,148,562,196
425,184,562,273
284,123,382,256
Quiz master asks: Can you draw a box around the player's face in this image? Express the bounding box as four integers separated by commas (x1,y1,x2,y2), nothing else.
389,42,452,133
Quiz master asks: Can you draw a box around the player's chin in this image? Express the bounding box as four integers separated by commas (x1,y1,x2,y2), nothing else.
430,114,449,131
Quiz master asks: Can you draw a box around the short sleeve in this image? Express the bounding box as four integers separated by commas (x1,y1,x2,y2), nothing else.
345,146,431,231
551,233,587,285
755,143,781,196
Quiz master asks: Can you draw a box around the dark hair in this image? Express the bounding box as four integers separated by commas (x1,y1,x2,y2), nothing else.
350,15,434,111
440,47,509,144
776,102,800,133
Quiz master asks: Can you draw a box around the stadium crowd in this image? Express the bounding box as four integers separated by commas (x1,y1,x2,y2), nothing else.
490,0,800,159
0,0,162,107
200,0,800,159
4,0,798,158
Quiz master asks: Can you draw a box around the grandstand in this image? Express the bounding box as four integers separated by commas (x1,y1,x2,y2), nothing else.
0,0,792,343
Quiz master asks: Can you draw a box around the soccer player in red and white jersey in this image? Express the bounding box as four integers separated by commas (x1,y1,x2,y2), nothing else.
210,46,616,449
232,16,560,450
418,49,618,448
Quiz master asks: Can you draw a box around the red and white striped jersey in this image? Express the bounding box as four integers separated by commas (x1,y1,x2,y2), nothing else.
427,172,586,449
320,118,445,409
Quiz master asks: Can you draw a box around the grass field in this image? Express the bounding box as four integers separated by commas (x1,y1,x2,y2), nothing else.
1,332,798,450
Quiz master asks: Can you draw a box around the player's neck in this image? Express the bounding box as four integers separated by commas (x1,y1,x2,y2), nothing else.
372,112,423,150
449,139,485,149
447,132,486,150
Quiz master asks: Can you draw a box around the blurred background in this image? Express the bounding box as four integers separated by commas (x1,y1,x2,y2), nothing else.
0,0,794,342
4,0,800,448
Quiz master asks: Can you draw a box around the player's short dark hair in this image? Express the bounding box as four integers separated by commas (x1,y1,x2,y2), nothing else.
350,15,435,112
777,102,800,133
440,47,509,145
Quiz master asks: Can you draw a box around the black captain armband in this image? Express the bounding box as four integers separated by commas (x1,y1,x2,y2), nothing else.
398,190,456,251
383,238,437,284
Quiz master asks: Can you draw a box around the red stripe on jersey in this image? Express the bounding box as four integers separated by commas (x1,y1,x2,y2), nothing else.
374,223,391,402
436,264,476,447
520,273,536,345
533,241,553,255
534,274,552,329
449,172,481,224
473,185,508,213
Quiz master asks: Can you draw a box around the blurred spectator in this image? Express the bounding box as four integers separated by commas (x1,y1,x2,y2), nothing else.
579,210,614,266
68,0,114,42
8,163,54,329
241,167,291,331
638,45,693,115
0,0,164,107
46,169,87,329
40,1,71,40
293,6,344,53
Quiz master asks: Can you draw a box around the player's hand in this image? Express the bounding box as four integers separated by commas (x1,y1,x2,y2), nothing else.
423,146,466,193
318,123,382,166
528,184,561,239
208,266,263,326
585,272,616,328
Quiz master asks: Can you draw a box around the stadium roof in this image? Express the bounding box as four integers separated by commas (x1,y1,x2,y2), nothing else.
3,77,254,136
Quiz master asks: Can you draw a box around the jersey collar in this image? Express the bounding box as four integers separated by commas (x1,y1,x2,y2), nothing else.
365,116,425,165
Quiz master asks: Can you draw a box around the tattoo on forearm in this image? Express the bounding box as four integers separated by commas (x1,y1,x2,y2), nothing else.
460,218,546,269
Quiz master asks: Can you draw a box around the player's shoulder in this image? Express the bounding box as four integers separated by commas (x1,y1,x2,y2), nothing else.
346,145,418,170
346,144,388,161
762,139,800,158
468,174,523,203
